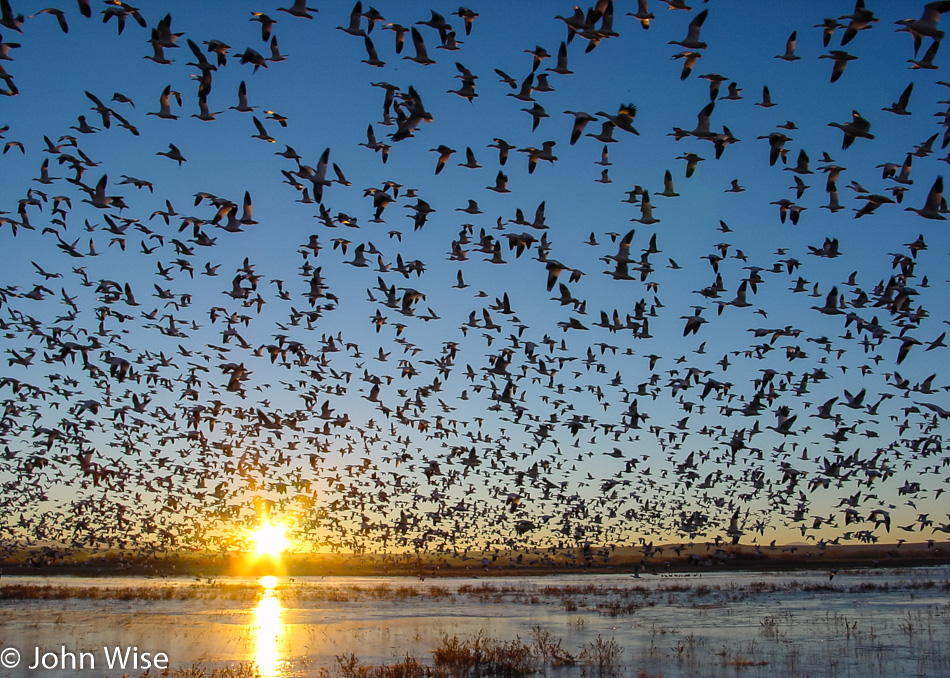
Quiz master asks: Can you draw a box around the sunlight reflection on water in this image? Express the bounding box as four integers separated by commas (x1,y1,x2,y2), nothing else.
254,581,285,678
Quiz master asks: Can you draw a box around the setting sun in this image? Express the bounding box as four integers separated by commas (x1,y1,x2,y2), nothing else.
251,522,289,559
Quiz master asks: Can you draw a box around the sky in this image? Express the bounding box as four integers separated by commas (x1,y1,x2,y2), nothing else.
1,0,949,559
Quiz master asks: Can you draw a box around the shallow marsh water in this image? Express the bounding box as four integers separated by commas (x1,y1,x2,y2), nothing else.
0,567,948,678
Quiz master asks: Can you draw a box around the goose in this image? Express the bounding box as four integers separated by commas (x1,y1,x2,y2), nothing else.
676,152,704,178
725,179,745,193
359,124,390,163
455,7,478,35
249,12,278,42
30,7,68,32
755,85,776,108
391,86,432,141
404,27,435,65
521,102,548,131
251,116,275,143
789,176,809,199
337,2,366,37
628,0,655,29
819,51,857,83
711,126,739,158
458,147,480,169
147,85,181,120
634,191,660,224
839,0,877,46
905,176,946,219
887,154,914,185
380,22,407,54
586,121,616,143
233,47,268,72
447,63,476,100
564,110,597,145
186,39,217,74
896,1,950,57
598,104,639,134
416,9,452,43
828,110,874,149
494,67,518,89
533,73,554,92
296,148,331,202
775,31,800,60
345,244,370,268
152,13,183,49
155,143,186,166
555,6,588,40
82,174,113,209
203,39,231,66
0,0,23,32
669,9,708,49
912,132,939,157
657,170,679,197
507,73,535,102
546,42,572,74
486,138,515,165
436,31,462,51
784,149,812,175
672,50,701,79
681,307,707,336
882,83,913,115
278,0,317,19
722,82,743,100
699,72,727,100
896,335,922,365
267,35,287,62
456,199,481,215
690,101,716,138
70,115,98,134
524,45,551,71
33,158,58,184
853,192,894,218
429,144,455,174
361,6,385,34
486,171,509,193
811,287,843,315
909,38,941,68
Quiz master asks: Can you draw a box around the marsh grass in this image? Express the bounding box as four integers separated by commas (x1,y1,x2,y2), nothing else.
0,583,261,601
530,623,577,666
432,632,536,677
758,615,785,639
304,631,627,678
134,663,262,677
578,635,624,677
332,652,437,678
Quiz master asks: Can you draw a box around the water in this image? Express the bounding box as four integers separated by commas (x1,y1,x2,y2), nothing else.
0,567,948,677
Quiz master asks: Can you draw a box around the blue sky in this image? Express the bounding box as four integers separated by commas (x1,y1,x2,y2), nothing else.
1,0,949,555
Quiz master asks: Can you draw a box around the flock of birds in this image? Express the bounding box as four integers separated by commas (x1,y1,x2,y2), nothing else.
1,0,950,567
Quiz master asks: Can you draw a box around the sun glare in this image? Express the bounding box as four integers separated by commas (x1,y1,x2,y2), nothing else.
251,522,289,559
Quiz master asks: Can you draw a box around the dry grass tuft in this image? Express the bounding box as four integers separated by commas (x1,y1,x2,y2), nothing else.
432,632,536,677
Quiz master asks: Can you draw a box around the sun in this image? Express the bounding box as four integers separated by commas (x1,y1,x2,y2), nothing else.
251,521,289,559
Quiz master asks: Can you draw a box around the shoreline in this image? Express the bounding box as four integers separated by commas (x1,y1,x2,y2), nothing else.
1,541,947,578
